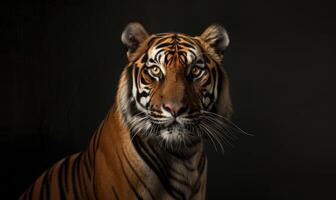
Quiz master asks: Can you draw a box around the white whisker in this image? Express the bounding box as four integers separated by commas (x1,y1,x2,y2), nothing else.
201,110,253,136
199,123,220,153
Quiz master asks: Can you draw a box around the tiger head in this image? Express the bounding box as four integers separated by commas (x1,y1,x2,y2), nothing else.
117,22,232,147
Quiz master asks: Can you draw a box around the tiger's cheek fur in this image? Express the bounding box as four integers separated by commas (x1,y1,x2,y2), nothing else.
131,64,150,112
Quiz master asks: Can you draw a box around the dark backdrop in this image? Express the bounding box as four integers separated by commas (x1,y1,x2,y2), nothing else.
2,0,336,199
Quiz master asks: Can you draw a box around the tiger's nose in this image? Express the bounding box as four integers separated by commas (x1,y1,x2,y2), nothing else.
163,102,187,117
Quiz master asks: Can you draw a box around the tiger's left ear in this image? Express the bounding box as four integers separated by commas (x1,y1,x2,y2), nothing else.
200,24,230,54
121,22,149,60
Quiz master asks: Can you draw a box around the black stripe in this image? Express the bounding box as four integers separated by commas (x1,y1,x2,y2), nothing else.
190,177,201,198
156,42,173,49
137,91,150,100
183,160,197,171
94,122,104,151
147,143,193,189
179,42,195,49
154,36,170,45
57,160,67,200
190,156,207,198
121,148,156,200
71,156,80,199
41,171,50,199
116,151,144,200
76,154,85,199
62,157,70,193
127,65,134,92
198,153,206,174
169,173,193,188
81,154,92,199
147,37,158,47
141,53,148,63
180,36,197,45
133,137,186,199
154,49,165,62
132,137,179,199
126,66,139,117
147,142,185,178
112,186,120,200
216,63,223,99
167,148,198,161
83,152,91,179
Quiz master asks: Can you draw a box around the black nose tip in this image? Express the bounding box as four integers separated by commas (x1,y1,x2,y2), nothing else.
163,102,188,117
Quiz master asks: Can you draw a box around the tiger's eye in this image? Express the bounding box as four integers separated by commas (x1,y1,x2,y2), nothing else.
191,67,201,77
150,66,161,76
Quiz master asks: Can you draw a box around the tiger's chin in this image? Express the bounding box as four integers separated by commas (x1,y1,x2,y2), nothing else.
152,122,202,149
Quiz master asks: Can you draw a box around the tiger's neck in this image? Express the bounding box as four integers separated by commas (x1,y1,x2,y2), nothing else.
89,105,207,199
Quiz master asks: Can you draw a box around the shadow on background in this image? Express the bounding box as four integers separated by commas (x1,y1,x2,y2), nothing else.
1,0,335,199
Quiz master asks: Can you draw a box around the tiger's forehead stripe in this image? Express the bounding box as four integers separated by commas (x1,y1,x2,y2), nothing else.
146,33,201,68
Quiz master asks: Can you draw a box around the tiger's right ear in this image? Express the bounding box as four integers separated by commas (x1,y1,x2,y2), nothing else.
200,24,230,55
121,22,149,60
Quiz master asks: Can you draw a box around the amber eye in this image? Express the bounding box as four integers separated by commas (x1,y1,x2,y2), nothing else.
191,67,202,78
148,66,162,78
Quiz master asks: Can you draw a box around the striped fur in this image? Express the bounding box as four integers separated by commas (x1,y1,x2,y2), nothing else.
20,22,232,200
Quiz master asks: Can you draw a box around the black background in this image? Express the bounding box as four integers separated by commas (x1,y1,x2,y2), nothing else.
1,0,336,199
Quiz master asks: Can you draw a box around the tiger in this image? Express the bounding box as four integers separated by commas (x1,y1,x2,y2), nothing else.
19,22,233,200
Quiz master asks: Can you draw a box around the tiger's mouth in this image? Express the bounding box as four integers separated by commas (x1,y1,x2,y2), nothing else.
128,110,203,145
148,114,201,139
149,111,200,126
151,121,201,146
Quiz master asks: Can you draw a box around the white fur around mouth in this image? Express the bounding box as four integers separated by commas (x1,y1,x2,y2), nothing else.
157,123,197,142
160,128,187,142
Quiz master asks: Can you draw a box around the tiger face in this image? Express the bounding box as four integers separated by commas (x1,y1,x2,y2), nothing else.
118,23,232,147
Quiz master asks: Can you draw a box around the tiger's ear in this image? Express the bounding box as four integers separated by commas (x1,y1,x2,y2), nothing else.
200,24,230,54
121,22,149,60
